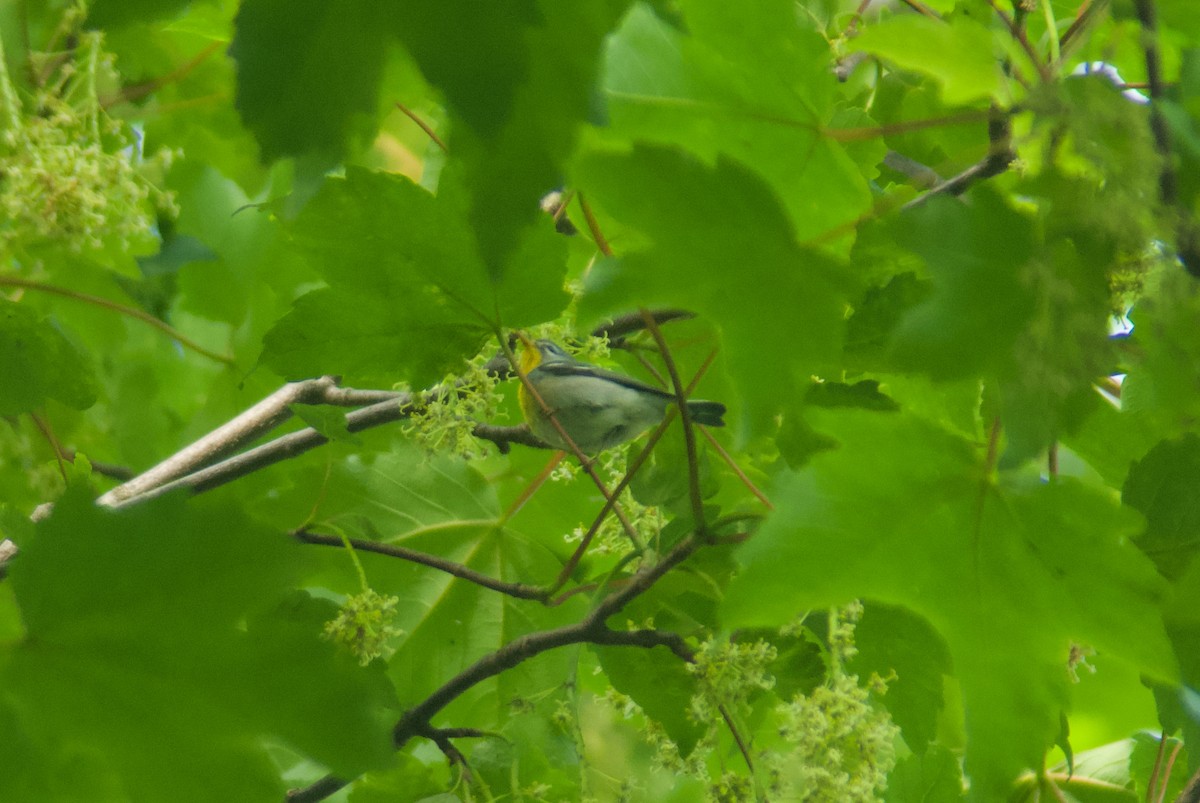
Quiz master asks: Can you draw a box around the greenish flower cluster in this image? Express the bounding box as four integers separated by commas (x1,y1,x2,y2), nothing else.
686,637,779,722
565,495,663,557
599,605,900,802
770,670,899,802
403,350,505,459
0,28,175,265
768,604,899,802
322,588,403,666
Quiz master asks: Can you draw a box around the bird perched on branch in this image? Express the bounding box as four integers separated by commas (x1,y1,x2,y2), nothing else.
517,338,726,453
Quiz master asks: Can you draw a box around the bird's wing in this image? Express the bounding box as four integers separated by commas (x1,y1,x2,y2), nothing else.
532,361,676,400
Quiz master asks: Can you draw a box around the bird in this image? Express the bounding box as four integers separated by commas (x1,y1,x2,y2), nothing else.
517,338,726,453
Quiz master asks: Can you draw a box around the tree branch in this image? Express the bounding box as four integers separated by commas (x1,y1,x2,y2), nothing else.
286,536,701,803
294,529,548,601
903,108,1014,209
470,423,551,454
104,396,408,509
98,377,350,507
986,0,1052,82
1132,0,1200,276
94,310,696,511
591,309,696,344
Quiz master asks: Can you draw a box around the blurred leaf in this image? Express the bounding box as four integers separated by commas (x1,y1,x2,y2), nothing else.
849,602,951,752
231,0,389,160
889,190,1037,379
390,0,629,271
851,15,1003,106
595,644,705,756
886,744,965,803
599,1,874,244
1122,434,1200,581
260,167,569,386
86,0,190,28
292,404,358,444
0,300,98,415
0,488,397,802
1123,270,1200,428
576,145,851,436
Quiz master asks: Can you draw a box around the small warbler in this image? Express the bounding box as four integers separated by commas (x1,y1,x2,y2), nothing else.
518,338,726,453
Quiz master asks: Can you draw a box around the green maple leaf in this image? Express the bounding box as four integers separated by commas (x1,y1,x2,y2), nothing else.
0,489,398,802
260,167,570,387
723,407,1175,800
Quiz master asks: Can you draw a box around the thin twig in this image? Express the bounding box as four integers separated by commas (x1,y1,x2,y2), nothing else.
294,530,549,601
897,0,940,18
103,394,408,509
29,412,68,483
577,192,613,257
0,276,235,364
591,309,695,345
1147,731,1168,803
702,428,773,510
395,101,449,153
1059,0,1108,56
824,109,991,142
903,108,1014,209
639,310,708,536
58,449,135,481
471,423,551,454
718,702,755,774
987,0,1053,82
104,40,222,107
1155,739,1182,803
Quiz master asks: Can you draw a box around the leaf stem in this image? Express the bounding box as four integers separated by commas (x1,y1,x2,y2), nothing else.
0,276,236,365
639,309,708,537
577,192,613,257
294,529,548,601
1038,0,1062,69
394,100,448,153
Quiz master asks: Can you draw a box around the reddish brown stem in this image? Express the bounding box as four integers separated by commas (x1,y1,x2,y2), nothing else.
395,101,449,153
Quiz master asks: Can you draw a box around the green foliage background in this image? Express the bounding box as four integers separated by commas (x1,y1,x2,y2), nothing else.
1,0,1199,800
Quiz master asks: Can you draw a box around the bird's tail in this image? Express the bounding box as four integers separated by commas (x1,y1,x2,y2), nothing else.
685,399,726,427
